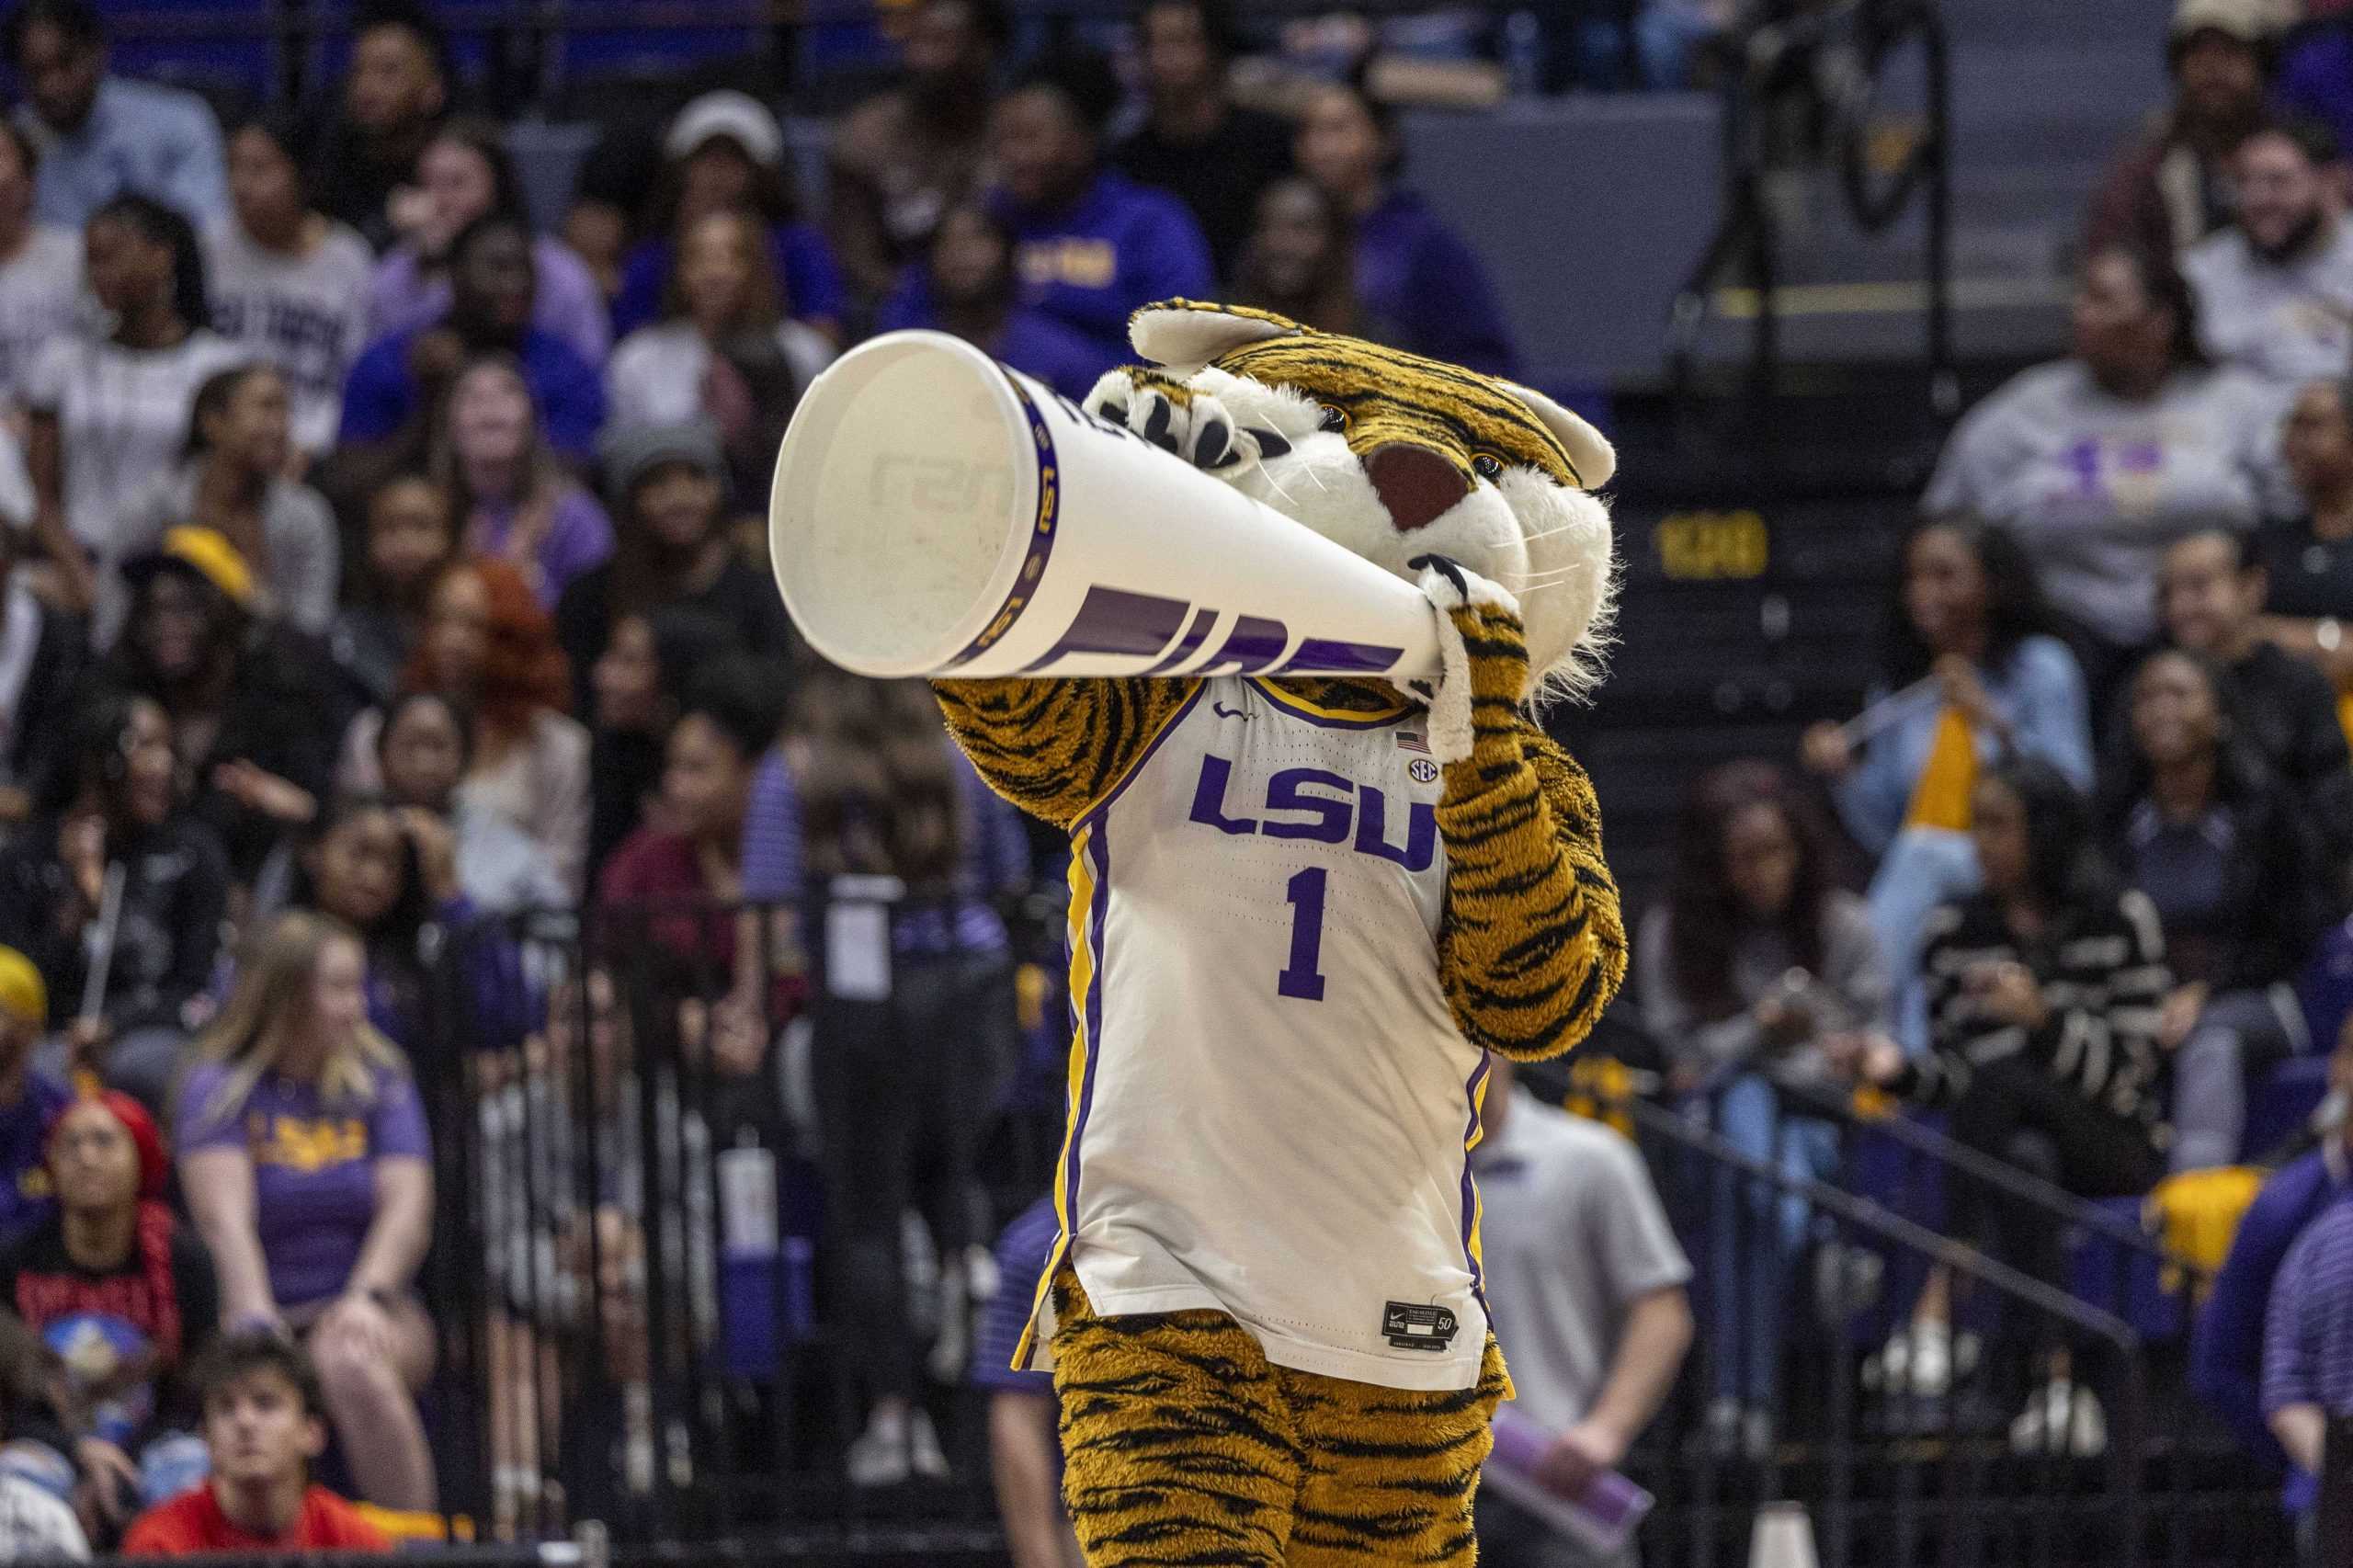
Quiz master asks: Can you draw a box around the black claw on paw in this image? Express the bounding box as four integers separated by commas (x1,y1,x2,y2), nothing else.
1095,400,1123,422
1408,553,1470,597
1194,421,1230,470
1142,400,1176,450
1248,428,1291,460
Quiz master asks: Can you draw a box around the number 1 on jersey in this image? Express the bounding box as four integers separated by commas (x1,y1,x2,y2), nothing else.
1278,868,1328,1001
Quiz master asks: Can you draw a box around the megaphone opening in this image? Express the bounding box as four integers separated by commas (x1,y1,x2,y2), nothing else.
768,332,1035,677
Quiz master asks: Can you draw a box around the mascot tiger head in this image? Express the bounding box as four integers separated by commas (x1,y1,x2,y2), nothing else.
1091,298,1617,704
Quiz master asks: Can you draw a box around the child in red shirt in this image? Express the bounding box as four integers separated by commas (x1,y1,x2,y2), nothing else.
121,1329,390,1555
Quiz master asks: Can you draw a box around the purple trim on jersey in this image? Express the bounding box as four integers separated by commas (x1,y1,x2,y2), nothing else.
1061,823,1113,1267
1458,1053,1491,1310
1073,682,1210,835
940,368,1063,671
1248,679,1415,731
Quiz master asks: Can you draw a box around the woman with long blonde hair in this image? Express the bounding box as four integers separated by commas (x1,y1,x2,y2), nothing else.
175,910,438,1513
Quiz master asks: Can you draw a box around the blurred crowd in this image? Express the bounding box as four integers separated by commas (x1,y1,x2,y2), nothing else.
9,0,2353,1564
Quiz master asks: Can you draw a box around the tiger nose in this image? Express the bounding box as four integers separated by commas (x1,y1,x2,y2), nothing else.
1365,444,1469,532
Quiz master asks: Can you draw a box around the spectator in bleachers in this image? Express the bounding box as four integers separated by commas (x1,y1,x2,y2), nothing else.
2155,530,2353,848
598,654,790,972
97,528,347,888
0,1090,216,1541
305,1,449,257
369,119,608,371
0,124,80,419
1294,75,1518,376
0,693,222,1115
2263,1189,2353,1540
1920,243,2271,699
2193,1021,2350,1487
0,520,86,828
25,195,241,617
2106,649,2335,1170
889,199,1111,402
761,669,1026,1485
119,1330,390,1553
555,420,789,706
2259,378,2353,710
339,558,588,900
1801,521,2093,1050
113,366,340,642
432,354,611,609
203,118,372,464
1834,757,2171,1454
1639,759,1882,1456
585,608,743,881
176,911,435,1515
0,950,66,1249
1228,176,1382,339
338,212,608,462
4,0,224,230
561,128,661,316
612,92,848,345
2086,0,2278,259
327,474,455,710
972,1197,1074,1566
374,692,563,915
278,795,453,1055
1114,0,1293,281
828,0,1010,312
1471,1053,1693,1565
970,47,1215,385
603,209,835,487
2182,119,2353,392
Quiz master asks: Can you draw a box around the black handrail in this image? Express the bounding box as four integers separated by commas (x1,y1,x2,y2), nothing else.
1772,1077,2211,1286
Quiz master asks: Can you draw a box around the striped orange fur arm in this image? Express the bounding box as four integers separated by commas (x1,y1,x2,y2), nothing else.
1432,597,1626,1062
934,677,1199,832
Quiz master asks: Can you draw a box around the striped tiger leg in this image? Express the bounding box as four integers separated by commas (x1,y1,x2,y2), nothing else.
1049,1265,1303,1566
1280,1336,1508,1567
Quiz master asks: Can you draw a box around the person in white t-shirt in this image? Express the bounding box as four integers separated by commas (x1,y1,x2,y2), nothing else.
2183,119,2353,395
1471,1055,1692,1568
23,193,241,619
604,206,835,490
205,116,372,460
0,123,80,419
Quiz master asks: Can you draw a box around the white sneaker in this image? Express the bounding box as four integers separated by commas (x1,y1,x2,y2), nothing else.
2007,1380,2107,1458
1863,1322,1979,1397
927,1244,1003,1384
847,1407,951,1486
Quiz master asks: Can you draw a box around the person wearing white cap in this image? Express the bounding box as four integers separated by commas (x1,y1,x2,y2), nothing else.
2086,0,2287,259
608,90,848,343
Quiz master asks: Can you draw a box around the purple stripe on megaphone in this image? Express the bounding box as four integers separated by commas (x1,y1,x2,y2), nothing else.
939,367,1064,671
1017,581,1410,678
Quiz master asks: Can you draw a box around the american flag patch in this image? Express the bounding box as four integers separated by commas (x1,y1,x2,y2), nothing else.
1396,732,1430,755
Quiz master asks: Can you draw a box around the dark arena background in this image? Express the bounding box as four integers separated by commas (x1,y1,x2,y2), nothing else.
0,0,2344,1565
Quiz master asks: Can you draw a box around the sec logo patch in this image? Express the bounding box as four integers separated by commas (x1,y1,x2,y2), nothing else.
1408,758,1439,784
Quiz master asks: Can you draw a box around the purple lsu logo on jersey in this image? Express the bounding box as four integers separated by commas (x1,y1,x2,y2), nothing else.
1186,756,1438,871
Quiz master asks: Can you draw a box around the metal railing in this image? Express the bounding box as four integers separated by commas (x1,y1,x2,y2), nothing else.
1667,0,1953,417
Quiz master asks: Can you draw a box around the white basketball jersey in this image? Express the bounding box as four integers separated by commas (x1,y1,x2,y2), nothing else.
1021,674,1494,1391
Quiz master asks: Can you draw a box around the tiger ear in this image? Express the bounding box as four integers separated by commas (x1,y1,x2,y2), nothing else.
1130,299,1309,369
1501,381,1616,491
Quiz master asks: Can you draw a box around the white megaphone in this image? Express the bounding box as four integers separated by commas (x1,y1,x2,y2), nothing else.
767,331,1442,682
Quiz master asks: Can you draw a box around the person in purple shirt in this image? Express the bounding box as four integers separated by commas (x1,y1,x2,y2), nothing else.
878,199,1122,403
979,48,1214,383
340,210,606,460
366,118,608,369
609,91,847,343
434,354,612,608
2265,1195,2353,1524
1295,76,1519,377
2195,1026,2353,1481
175,909,437,1514
972,1195,1077,1565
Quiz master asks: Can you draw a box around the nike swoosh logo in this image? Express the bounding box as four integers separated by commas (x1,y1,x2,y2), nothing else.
1212,703,1249,721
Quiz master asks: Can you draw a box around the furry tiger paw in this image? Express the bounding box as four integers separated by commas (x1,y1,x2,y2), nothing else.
1410,554,1529,767
1086,368,1255,473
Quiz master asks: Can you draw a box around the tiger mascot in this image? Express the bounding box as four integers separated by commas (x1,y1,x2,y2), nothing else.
937,299,1626,1566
